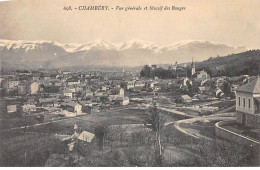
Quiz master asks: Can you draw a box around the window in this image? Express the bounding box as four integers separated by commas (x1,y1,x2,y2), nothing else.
238,97,241,106
243,98,245,108
248,99,251,109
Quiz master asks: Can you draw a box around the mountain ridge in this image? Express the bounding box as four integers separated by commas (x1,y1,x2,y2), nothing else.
0,39,248,68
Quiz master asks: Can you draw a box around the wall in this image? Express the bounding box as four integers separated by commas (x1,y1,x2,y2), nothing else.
236,91,255,114
215,120,260,147
236,111,260,128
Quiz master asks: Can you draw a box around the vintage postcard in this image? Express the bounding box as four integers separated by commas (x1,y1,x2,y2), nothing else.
0,0,259,167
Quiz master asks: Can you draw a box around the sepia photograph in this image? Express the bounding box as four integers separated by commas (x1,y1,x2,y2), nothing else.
0,0,259,167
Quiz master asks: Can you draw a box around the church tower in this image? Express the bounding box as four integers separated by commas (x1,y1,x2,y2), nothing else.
191,57,196,76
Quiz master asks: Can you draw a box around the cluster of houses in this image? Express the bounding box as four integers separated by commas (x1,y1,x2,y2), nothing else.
0,70,140,118
0,64,257,120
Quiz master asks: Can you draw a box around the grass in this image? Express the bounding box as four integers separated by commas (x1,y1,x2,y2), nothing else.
210,100,235,109
1,106,258,167
181,121,217,139
222,122,260,141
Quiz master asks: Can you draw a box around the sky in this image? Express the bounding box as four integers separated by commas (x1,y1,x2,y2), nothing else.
0,0,260,49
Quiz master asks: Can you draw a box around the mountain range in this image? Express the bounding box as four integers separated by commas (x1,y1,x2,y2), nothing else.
0,39,247,69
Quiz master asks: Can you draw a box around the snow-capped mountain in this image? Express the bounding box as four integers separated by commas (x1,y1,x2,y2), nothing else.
0,39,247,69
118,39,159,51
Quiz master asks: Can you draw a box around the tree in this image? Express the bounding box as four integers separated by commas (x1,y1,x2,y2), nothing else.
140,65,150,78
94,126,108,153
186,80,193,96
144,102,166,166
223,81,231,97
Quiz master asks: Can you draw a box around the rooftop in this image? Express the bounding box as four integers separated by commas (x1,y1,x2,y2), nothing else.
236,77,260,93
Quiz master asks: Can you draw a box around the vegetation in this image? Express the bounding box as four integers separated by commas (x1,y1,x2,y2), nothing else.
140,65,186,79
144,102,166,166
196,50,260,77
140,50,260,79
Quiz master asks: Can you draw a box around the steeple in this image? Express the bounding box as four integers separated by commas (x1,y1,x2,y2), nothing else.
191,57,196,75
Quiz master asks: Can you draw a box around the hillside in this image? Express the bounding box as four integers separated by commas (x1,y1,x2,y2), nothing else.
196,50,260,76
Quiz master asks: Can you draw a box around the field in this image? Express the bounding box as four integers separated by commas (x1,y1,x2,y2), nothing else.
0,105,258,167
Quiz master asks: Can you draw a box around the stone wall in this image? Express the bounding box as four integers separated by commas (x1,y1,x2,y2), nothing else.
215,120,260,147
236,111,260,128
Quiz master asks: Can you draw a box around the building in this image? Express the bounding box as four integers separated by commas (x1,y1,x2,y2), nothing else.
18,82,28,95
4,80,20,92
177,95,192,103
115,96,130,105
110,87,124,96
126,81,135,90
22,104,37,113
235,78,260,128
32,73,41,81
191,59,196,76
196,69,210,80
63,90,74,98
30,82,39,94
169,62,178,71
38,97,58,107
67,79,81,86
5,102,22,116
62,101,82,115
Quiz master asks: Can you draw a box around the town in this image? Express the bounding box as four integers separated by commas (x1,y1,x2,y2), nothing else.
0,59,259,166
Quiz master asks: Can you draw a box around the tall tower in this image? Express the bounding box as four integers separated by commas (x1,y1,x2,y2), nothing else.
191,57,196,76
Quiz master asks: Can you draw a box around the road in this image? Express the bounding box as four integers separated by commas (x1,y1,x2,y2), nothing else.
158,107,195,118
174,112,236,140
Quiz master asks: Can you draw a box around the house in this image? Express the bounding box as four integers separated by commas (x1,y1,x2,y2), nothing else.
135,81,145,88
198,86,206,94
115,96,130,105
215,77,226,88
121,81,135,90
6,101,23,117
110,87,124,96
42,85,60,93
177,95,192,103
18,81,29,95
61,101,82,115
78,131,95,143
231,84,239,93
43,73,51,80
235,78,260,128
65,86,76,93
22,104,37,113
1,98,23,117
84,90,94,98
38,97,58,107
4,80,20,92
80,104,92,114
62,71,71,75
30,82,39,94
7,104,22,115
32,73,41,81
198,86,210,94
67,79,81,86
63,90,74,98
214,88,224,98
145,81,155,89
154,85,161,92
100,86,107,91
94,91,105,97
168,62,178,71
196,69,210,80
